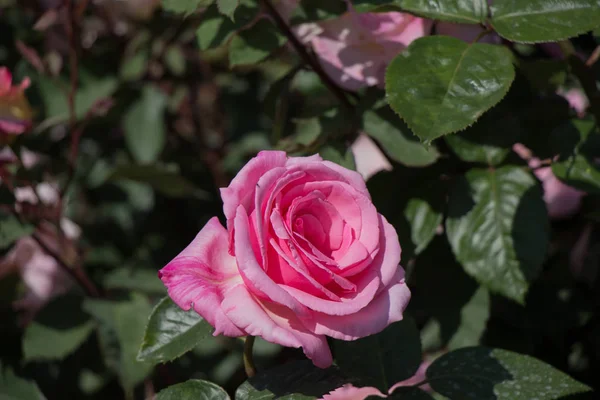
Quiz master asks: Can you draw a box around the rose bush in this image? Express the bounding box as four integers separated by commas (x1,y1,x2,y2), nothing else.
159,150,410,367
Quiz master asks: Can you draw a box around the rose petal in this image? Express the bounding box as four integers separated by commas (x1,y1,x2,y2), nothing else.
222,285,333,368
351,134,392,181
309,268,410,340
321,384,386,400
158,217,245,336
234,206,309,315
221,150,287,233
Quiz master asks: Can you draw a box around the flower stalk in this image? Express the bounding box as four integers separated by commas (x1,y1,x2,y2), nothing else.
243,336,257,378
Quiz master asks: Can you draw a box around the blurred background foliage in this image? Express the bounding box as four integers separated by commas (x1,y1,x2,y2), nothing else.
0,0,599,399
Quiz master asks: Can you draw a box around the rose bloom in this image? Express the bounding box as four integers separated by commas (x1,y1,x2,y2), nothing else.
0,67,32,136
299,10,431,91
0,184,80,324
159,151,410,367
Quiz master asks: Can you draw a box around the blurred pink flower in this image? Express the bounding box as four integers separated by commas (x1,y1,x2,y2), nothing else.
300,10,431,90
513,143,585,220
351,134,392,180
0,67,32,136
559,88,588,117
0,147,17,166
0,183,80,324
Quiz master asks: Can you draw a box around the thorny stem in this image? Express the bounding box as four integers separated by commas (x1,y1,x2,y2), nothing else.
260,0,354,112
243,336,257,378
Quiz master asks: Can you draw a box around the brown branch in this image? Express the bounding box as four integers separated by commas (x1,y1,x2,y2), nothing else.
31,231,101,298
60,0,83,199
259,0,354,111
64,0,78,130
9,205,101,298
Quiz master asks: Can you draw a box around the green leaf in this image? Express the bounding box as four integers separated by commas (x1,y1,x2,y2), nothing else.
196,2,259,50
0,363,46,400
0,211,34,249
386,36,515,142
352,0,399,13
289,0,348,24
334,318,422,392
403,184,444,255
235,360,349,400
414,236,485,352
362,108,439,167
427,347,592,399
165,46,186,76
22,295,95,362
551,119,600,193
217,0,239,19
445,167,549,303
444,97,526,166
491,0,600,43
37,76,117,122
137,297,214,364
83,293,153,396
447,286,490,349
156,380,230,400
229,19,287,67
120,51,149,81
400,0,488,24
319,145,356,170
553,155,600,193
103,268,166,294
108,164,209,199
123,85,168,164
162,0,213,14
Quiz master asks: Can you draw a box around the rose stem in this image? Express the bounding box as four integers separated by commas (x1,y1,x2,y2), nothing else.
243,336,257,378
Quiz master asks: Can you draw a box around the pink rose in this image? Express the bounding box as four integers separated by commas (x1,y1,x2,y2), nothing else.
301,11,431,90
159,151,410,367
513,144,585,220
0,67,32,136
